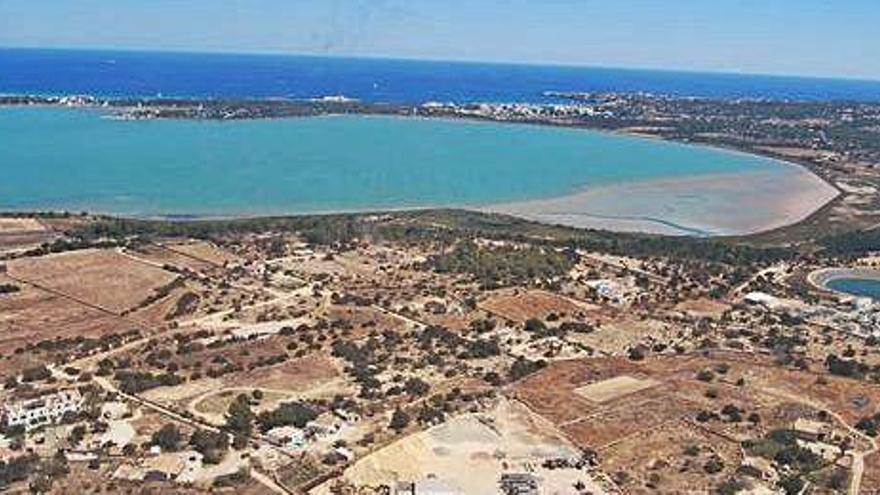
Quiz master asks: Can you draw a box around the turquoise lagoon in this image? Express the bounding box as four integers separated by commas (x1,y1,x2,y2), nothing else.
826,278,880,301
1,107,796,218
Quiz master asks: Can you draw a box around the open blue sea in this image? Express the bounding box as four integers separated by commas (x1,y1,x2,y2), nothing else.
2,48,880,103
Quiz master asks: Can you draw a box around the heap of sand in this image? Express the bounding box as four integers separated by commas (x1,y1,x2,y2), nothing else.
313,398,606,494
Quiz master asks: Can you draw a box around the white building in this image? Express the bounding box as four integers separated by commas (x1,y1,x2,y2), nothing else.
586,279,625,302
2,389,83,430
743,291,783,309
333,408,361,423
266,425,306,450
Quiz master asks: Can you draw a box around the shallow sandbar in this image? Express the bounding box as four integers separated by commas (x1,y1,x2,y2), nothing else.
487,166,839,236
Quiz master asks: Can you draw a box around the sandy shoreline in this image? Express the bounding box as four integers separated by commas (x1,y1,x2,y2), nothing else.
486,166,840,236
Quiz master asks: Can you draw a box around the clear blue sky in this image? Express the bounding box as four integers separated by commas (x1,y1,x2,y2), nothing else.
1,0,878,79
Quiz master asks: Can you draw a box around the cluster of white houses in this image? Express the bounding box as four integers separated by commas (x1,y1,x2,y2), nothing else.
2,389,83,430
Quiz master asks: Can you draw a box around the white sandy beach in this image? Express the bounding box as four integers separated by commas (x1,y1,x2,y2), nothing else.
487,166,839,236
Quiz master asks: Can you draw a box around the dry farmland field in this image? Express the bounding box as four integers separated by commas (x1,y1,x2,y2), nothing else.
479,289,596,322
599,419,742,492
228,352,343,391
6,248,179,314
514,351,880,443
0,273,124,356
512,351,880,491
673,298,731,319
125,243,219,273
160,239,240,266
570,316,670,355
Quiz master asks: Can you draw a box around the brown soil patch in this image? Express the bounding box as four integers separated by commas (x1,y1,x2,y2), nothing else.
127,243,216,273
479,289,594,323
51,463,215,495
323,305,409,337
172,335,291,375
512,357,638,426
572,316,668,355
7,249,178,314
862,451,880,494
513,351,880,453
127,281,205,324
0,274,124,354
228,353,341,390
673,298,731,318
562,384,701,448
162,240,239,266
421,313,473,333
600,420,741,493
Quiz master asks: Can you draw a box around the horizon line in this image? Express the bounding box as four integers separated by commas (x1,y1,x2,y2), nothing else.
3,43,880,84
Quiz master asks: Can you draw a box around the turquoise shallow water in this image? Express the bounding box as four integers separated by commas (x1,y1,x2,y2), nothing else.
0,107,786,217
826,278,880,301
